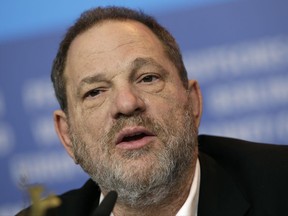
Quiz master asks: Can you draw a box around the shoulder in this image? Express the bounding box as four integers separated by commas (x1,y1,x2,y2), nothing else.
198,134,288,177
198,134,288,164
198,134,288,150
198,135,288,214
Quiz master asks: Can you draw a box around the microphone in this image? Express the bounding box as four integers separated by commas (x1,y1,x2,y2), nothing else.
91,191,118,216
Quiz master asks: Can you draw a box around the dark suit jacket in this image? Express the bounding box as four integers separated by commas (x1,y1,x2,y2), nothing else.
17,135,288,216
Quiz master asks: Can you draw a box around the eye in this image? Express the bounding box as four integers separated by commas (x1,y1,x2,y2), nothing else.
140,74,159,83
84,89,102,98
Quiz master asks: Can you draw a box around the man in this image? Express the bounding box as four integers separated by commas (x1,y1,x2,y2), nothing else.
18,6,288,216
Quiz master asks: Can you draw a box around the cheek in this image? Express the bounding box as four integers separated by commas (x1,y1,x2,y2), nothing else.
145,99,187,133
70,100,109,129
69,112,104,149
147,87,188,114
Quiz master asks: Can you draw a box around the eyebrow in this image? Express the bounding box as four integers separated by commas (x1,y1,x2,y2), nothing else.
79,73,107,85
131,57,165,74
77,73,107,98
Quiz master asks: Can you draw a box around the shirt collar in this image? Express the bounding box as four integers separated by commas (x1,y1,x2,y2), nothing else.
176,159,201,216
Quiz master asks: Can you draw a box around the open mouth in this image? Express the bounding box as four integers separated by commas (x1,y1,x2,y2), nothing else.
116,127,155,149
121,132,149,142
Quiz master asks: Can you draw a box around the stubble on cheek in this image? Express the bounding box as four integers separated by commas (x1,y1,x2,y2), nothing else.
68,114,160,164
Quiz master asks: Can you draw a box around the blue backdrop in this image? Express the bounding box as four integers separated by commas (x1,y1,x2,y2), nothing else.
0,0,287,215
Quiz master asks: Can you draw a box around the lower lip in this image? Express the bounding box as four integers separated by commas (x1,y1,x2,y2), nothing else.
116,136,155,150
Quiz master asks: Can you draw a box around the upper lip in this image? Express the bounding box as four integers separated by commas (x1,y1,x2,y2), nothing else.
115,126,155,145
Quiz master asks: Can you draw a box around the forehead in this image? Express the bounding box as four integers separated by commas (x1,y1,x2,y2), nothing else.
72,20,163,53
66,20,167,67
64,19,178,88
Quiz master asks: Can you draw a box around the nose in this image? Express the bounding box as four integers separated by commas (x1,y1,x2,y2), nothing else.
111,86,146,118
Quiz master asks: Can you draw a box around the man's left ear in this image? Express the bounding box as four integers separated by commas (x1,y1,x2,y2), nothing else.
188,80,203,127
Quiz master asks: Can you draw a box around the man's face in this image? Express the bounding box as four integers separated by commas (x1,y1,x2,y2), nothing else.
55,20,202,206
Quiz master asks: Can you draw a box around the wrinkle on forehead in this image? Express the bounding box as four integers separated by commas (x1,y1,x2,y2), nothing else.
90,40,140,55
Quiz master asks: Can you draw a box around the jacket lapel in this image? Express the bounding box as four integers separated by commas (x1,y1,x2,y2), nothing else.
198,153,250,216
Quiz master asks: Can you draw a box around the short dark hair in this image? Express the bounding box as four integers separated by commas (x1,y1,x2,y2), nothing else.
51,6,188,112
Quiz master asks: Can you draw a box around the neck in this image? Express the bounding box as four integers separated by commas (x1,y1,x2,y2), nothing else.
112,159,197,216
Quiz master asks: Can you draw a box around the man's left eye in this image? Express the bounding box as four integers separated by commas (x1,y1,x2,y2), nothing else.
140,75,159,83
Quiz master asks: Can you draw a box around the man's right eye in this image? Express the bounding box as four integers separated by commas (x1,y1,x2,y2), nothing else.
84,89,101,98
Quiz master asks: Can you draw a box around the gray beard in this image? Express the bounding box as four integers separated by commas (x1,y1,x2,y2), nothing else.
69,108,198,208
